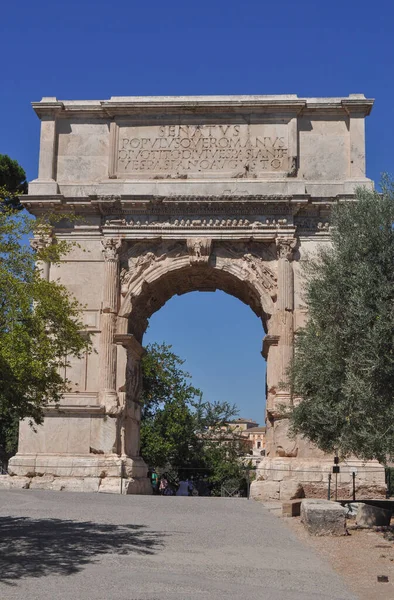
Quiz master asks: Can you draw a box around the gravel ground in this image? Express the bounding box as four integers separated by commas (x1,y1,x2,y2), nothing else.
0,490,357,600
285,515,394,600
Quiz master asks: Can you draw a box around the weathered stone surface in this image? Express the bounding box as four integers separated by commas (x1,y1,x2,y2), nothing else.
301,499,347,536
356,503,392,528
30,476,101,492
98,477,151,495
282,499,302,517
250,480,280,501
0,475,30,489
280,480,305,501
354,484,387,500
29,475,56,490
124,477,153,495
8,94,379,495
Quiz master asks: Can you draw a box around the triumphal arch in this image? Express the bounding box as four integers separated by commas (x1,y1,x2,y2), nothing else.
8,94,385,497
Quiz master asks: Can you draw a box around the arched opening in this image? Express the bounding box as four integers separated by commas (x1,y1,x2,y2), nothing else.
115,244,277,487
140,289,267,495
144,289,267,424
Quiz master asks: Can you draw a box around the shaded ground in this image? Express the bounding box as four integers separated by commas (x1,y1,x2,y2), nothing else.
0,517,164,581
0,490,356,600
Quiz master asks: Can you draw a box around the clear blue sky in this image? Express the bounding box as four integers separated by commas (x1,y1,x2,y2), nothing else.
2,0,393,423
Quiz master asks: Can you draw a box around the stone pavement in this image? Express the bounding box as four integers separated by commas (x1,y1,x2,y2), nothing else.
0,490,357,600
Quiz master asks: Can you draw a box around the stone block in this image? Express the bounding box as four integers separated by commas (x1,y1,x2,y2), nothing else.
98,476,152,495
250,480,280,501
282,499,302,517
280,480,305,501
0,475,12,490
294,465,323,483
356,503,392,528
30,475,55,490
0,475,31,489
10,476,31,489
124,477,152,495
53,477,101,493
98,477,123,494
355,484,387,499
301,499,347,536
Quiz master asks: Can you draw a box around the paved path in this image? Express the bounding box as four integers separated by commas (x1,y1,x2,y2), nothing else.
0,490,356,600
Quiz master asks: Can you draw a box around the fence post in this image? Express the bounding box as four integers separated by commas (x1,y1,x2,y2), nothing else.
352,471,356,502
386,468,390,499
327,473,331,500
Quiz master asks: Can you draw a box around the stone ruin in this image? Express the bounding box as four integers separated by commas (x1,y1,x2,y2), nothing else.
5,94,386,497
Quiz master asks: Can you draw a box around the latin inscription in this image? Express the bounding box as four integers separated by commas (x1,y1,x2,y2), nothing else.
116,123,291,177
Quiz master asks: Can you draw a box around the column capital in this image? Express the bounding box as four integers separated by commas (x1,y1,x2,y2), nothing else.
102,237,122,261
30,228,53,252
276,236,297,261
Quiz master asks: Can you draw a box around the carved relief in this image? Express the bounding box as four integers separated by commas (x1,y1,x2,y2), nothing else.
294,206,331,233
242,254,277,295
186,238,212,265
216,242,277,297
104,215,292,230
120,241,185,296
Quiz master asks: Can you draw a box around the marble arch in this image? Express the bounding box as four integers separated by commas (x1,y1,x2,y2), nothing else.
7,94,386,497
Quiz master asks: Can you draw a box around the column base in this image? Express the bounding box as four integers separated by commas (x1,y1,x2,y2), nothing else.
251,457,386,501
6,453,152,495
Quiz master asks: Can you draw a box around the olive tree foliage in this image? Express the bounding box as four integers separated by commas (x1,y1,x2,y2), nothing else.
289,180,394,463
0,156,90,459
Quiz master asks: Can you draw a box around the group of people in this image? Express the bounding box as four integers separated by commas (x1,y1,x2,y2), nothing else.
148,470,211,496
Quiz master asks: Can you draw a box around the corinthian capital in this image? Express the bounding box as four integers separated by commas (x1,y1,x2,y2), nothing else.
276,237,297,261
101,238,122,261
30,227,53,252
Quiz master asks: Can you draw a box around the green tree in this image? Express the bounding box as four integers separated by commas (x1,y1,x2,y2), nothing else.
0,157,90,462
140,342,202,470
0,154,28,210
289,180,394,463
140,342,248,493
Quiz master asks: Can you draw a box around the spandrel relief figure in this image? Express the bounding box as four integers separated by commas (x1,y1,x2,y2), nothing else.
121,241,186,295
243,254,277,296
186,238,212,265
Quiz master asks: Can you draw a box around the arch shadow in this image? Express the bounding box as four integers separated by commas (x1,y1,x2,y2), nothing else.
0,515,165,584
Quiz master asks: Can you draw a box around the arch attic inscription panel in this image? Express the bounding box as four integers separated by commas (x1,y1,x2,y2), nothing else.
9,94,384,499
114,120,295,178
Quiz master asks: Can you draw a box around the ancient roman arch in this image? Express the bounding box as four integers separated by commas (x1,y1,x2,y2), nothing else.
8,95,385,497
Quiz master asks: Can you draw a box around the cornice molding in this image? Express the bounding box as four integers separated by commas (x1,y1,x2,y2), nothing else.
31,95,374,119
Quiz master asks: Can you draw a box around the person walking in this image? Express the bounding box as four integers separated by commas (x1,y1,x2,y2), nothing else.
176,479,190,496
159,475,169,495
151,469,159,494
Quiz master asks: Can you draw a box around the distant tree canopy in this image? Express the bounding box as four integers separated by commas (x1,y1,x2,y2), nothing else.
0,154,28,210
140,342,250,492
289,179,394,463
